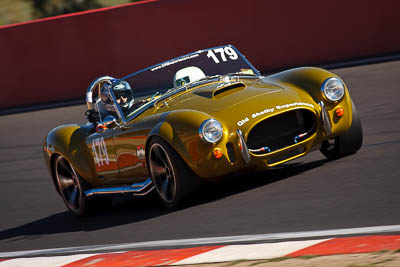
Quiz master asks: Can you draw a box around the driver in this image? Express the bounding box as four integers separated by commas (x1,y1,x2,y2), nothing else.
98,80,134,118
98,79,148,120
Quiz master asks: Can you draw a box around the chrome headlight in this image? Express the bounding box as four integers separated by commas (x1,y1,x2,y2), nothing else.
321,77,345,102
199,119,223,143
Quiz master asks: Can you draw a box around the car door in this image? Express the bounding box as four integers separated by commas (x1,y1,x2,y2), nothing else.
113,123,149,182
86,128,119,183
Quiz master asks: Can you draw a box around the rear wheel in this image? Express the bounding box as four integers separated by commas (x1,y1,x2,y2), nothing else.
54,155,92,216
320,100,363,160
148,137,201,209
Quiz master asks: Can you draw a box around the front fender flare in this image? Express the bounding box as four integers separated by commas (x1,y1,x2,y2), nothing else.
146,110,216,174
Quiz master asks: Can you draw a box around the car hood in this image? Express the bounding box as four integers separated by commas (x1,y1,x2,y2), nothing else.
154,78,319,131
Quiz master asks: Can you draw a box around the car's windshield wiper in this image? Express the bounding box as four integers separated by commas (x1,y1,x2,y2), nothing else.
187,75,221,88
226,72,259,77
150,91,161,100
197,75,221,82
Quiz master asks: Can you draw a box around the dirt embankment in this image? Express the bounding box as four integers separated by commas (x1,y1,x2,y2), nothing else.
182,251,400,267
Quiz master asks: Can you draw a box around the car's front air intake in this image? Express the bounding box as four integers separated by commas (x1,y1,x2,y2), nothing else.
213,82,246,99
247,109,316,154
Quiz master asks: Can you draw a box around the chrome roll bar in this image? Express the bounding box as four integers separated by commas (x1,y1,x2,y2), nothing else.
86,76,115,110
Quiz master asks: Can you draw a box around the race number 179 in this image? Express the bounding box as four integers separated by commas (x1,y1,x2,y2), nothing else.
207,47,238,64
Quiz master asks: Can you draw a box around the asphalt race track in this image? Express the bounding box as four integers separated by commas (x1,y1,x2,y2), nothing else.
0,61,399,254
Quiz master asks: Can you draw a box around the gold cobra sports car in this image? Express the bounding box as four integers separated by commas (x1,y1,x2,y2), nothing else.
43,45,362,215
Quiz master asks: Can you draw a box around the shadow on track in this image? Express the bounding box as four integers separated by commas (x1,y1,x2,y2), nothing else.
0,194,167,241
0,158,327,242
189,158,328,207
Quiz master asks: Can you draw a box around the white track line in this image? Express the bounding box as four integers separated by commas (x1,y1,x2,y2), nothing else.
0,254,97,267
173,239,329,265
1,225,400,258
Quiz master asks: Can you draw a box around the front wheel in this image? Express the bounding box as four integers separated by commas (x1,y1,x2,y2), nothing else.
320,100,363,160
148,137,201,209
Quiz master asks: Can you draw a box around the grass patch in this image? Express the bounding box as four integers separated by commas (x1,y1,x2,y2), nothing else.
346,264,375,267
249,257,291,266
372,258,394,265
223,259,248,266
298,255,320,260
393,249,400,253
249,260,269,266
267,256,292,262
372,250,389,254
347,258,394,267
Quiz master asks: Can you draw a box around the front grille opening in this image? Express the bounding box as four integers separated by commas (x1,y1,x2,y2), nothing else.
226,142,236,163
247,109,316,154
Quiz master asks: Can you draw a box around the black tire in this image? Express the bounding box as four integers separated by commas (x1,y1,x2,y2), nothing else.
54,155,93,216
320,100,363,160
148,137,201,209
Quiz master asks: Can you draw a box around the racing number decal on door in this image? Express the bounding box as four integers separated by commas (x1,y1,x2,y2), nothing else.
92,137,109,167
207,47,238,64
136,145,145,160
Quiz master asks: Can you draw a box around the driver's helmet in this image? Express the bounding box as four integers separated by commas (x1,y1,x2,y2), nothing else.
173,66,206,88
112,80,134,113
100,80,134,115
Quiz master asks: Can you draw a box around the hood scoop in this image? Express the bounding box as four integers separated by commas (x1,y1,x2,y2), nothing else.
194,82,246,99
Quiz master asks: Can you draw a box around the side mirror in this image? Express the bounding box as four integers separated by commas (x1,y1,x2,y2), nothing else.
103,115,117,127
95,115,117,133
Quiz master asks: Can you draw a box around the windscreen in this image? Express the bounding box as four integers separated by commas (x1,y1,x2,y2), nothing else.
123,45,259,99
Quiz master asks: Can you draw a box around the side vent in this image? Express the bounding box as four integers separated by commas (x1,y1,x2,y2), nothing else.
213,82,246,99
